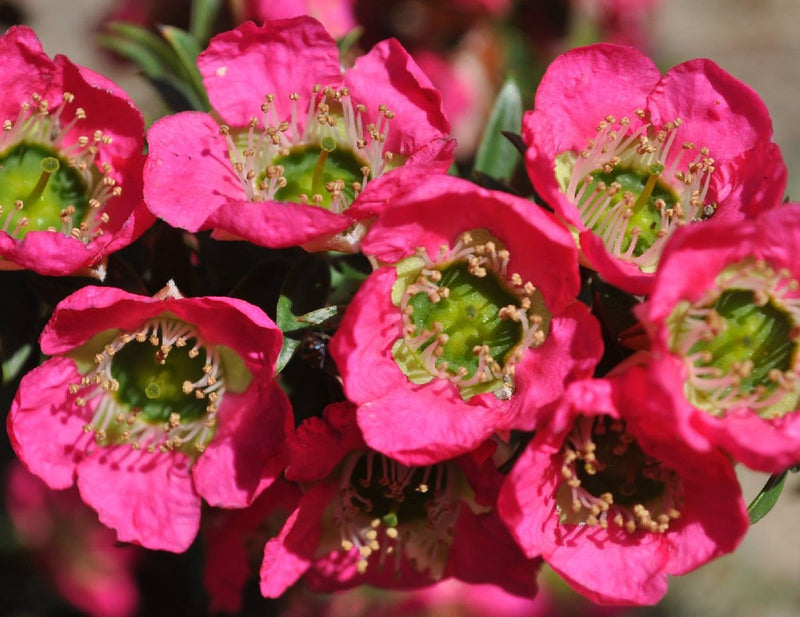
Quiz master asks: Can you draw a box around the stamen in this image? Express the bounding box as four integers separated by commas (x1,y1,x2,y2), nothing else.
560,114,714,271
69,317,225,456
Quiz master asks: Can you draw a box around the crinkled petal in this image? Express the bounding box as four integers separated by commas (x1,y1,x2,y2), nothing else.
346,38,451,158
206,197,354,249
199,17,342,128
193,382,292,507
260,483,335,597
77,447,200,552
648,58,775,161
144,112,243,232
7,357,90,489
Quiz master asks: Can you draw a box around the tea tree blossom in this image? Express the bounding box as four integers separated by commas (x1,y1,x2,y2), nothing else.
144,16,453,252
635,205,800,472
331,175,602,465
5,462,142,617
260,402,541,598
524,43,786,294
0,26,153,276
8,282,292,552
498,375,748,605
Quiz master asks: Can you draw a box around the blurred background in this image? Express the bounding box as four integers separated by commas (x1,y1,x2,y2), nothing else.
1,1,798,616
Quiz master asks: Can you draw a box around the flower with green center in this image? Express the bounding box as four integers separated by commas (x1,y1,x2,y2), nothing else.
524,43,786,295
144,16,453,253
637,204,800,472
498,375,748,605
260,402,541,598
0,26,153,275
8,282,292,552
331,175,603,465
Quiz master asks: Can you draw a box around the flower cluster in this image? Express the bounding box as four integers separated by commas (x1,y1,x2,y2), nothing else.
3,5,797,616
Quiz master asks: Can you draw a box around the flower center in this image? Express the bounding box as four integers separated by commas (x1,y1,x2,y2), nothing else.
0,92,120,242
392,231,550,400
334,451,460,577
557,113,715,272
670,259,800,418
71,317,225,456
558,415,683,534
220,86,404,213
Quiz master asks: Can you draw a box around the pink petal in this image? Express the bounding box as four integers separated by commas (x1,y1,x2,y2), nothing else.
193,383,292,507
8,357,91,489
144,112,244,232
648,58,774,161
198,17,342,128
77,446,201,552
346,38,451,158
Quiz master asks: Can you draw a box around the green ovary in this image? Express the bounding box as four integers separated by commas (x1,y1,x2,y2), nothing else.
109,340,210,423
579,166,678,257
272,142,365,209
409,262,522,379
690,290,794,396
0,143,89,236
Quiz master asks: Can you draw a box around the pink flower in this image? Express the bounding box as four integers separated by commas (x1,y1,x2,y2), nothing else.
203,478,302,614
246,0,357,38
260,401,541,598
635,204,800,472
0,26,153,276
144,16,453,253
8,281,292,552
331,174,603,465
498,373,748,605
5,461,142,617
524,43,786,295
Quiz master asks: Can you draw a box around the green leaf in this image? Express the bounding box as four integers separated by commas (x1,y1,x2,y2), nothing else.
275,338,301,374
2,343,32,385
159,26,210,110
337,26,363,56
474,77,523,182
748,470,788,524
101,22,183,76
189,0,222,44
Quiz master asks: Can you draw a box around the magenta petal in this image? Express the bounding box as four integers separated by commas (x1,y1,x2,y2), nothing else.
193,383,292,507
526,44,659,157
8,357,90,489
77,447,200,552
330,269,409,405
346,38,450,157
0,26,59,120
144,112,243,231
357,381,498,466
206,197,353,249
260,483,335,598
648,58,774,160
199,18,342,127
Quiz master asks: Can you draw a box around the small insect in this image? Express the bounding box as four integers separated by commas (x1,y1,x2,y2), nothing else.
299,331,332,371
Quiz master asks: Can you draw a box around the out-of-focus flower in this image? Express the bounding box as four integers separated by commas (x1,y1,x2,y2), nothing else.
5,461,142,617
498,374,748,605
8,282,292,552
635,205,800,472
246,0,357,38
572,0,661,50
523,43,786,295
331,174,602,465
0,26,153,276
260,401,541,598
144,16,453,253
